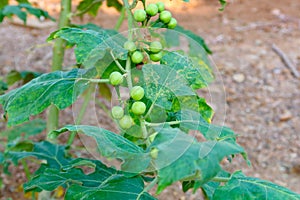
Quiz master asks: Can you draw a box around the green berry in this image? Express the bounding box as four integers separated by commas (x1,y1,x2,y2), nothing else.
124,41,136,52
150,41,163,53
134,9,147,22
132,101,146,115
167,18,177,29
130,86,145,101
150,148,159,159
150,51,163,62
119,115,133,129
156,2,165,12
146,3,158,16
109,72,123,86
111,106,124,119
131,51,144,64
159,10,172,24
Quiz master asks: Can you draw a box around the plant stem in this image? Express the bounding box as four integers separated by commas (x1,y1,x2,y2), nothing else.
145,121,181,127
137,177,158,200
110,51,126,73
21,159,30,180
125,57,133,90
211,177,230,182
67,83,95,147
114,7,125,31
139,117,148,139
47,0,71,134
122,0,135,41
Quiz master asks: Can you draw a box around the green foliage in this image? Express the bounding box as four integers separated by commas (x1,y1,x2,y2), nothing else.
0,119,46,142
213,171,300,199
0,0,299,199
0,3,54,23
0,69,92,126
5,141,155,199
47,27,127,67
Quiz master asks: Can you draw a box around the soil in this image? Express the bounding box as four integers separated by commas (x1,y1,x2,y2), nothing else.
0,0,300,199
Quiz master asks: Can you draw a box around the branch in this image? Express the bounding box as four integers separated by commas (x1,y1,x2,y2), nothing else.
271,43,300,78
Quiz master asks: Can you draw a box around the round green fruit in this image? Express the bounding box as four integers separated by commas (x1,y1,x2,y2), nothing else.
131,51,144,64
159,10,172,24
156,2,165,12
150,51,163,62
119,115,133,129
130,86,145,101
167,18,177,29
146,3,158,16
124,41,136,52
132,101,146,115
134,9,147,22
150,41,163,53
111,106,124,119
109,72,123,86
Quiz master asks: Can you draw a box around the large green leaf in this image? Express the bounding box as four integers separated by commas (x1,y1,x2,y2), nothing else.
142,64,195,110
161,51,214,89
106,0,123,11
213,171,300,200
6,141,70,168
0,69,91,126
0,119,46,142
50,125,151,173
148,128,245,193
47,27,127,67
76,0,104,16
6,141,155,199
0,0,8,9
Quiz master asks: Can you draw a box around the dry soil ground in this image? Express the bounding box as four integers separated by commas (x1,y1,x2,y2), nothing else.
0,0,300,199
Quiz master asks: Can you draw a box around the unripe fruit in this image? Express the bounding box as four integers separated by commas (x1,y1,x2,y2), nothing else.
109,72,123,86
131,51,144,64
111,106,124,119
150,41,163,53
150,148,159,159
124,41,136,52
146,3,158,16
159,11,172,24
167,18,177,29
156,2,165,12
134,9,147,22
119,115,133,129
130,86,145,101
132,101,146,115
150,51,163,62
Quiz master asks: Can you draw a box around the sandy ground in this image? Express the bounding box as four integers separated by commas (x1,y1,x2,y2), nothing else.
0,0,300,199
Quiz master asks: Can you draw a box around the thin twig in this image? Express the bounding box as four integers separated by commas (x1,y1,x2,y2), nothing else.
271,43,300,78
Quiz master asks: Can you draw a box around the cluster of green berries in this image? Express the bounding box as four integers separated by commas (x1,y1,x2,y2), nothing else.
124,40,164,63
110,85,146,130
133,2,177,29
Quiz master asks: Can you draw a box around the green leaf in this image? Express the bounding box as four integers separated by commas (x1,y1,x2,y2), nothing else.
19,3,55,21
98,83,112,101
0,0,8,9
76,0,104,16
0,119,46,142
48,27,127,67
219,0,227,11
0,152,4,164
0,69,91,126
142,64,195,110
161,51,214,89
213,171,300,200
0,80,8,94
6,141,70,168
6,70,41,86
149,128,245,193
2,5,27,22
177,109,237,142
106,0,123,11
50,125,151,173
